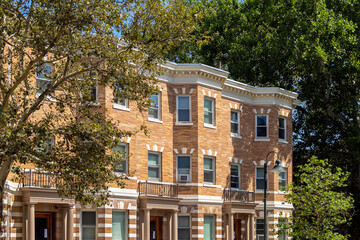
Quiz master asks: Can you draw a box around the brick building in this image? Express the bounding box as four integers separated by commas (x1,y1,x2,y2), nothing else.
1,62,298,240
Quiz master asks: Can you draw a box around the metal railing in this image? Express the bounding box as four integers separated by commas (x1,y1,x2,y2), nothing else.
22,169,60,188
223,189,255,202
138,181,178,198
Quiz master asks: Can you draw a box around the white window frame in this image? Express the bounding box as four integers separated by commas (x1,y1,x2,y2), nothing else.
230,164,240,189
279,171,287,191
203,156,215,184
255,115,269,140
177,155,191,183
148,92,162,122
255,167,267,190
80,210,97,240
176,96,192,124
279,117,287,142
178,215,191,240
112,210,127,240
204,97,215,127
114,143,128,174
148,152,161,181
230,110,240,137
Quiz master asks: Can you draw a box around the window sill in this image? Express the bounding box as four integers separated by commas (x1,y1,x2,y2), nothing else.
147,178,161,182
254,138,270,142
279,139,288,144
203,183,221,188
36,92,57,102
204,123,216,129
231,133,242,139
175,122,193,126
148,118,163,124
80,101,100,107
113,103,130,111
114,172,128,177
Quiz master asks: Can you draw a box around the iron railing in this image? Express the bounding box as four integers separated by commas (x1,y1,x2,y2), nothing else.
138,181,178,198
223,189,255,202
22,169,59,188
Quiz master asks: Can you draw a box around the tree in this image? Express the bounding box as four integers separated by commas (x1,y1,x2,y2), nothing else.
167,0,360,237
0,0,193,223
277,156,354,239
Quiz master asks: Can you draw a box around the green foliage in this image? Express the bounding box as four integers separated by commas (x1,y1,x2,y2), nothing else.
0,0,193,210
277,156,354,239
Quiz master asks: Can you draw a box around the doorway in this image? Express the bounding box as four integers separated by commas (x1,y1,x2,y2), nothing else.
150,216,162,240
35,212,55,240
234,219,241,240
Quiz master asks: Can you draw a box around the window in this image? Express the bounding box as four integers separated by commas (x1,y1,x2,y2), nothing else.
177,96,191,122
177,156,191,182
113,144,128,173
204,157,215,184
279,172,287,191
204,215,215,240
113,86,129,109
81,211,96,240
231,111,240,136
256,167,265,190
36,63,54,92
90,86,97,102
256,115,268,138
230,165,240,189
278,218,288,240
279,117,286,141
148,152,161,181
256,219,265,240
112,211,126,240
178,216,191,240
204,98,214,125
149,93,160,120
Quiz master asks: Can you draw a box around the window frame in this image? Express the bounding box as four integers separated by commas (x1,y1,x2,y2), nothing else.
81,210,97,240
113,86,129,111
204,97,215,127
148,92,161,121
176,95,191,123
36,63,54,91
230,164,240,189
230,110,240,137
148,152,161,181
256,167,266,190
114,143,128,174
204,215,215,240
177,155,191,183
203,156,215,184
178,215,191,240
112,210,127,240
278,218,288,240
255,115,269,139
279,171,287,191
279,117,286,141
256,219,265,240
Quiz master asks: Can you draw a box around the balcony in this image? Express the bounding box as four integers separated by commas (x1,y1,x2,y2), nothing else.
138,181,178,198
223,189,255,202
22,169,60,188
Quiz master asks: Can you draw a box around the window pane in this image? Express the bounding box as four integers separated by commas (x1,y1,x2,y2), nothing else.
178,109,190,121
148,108,158,119
204,216,214,240
279,118,285,128
82,228,96,240
178,96,189,108
178,216,190,227
178,156,190,168
112,211,126,240
231,123,238,134
231,176,239,188
150,95,158,107
256,179,264,190
204,111,212,124
257,126,267,137
256,219,265,235
231,165,239,188
148,167,159,178
178,229,190,240
82,212,96,225
178,169,190,175
257,116,267,126
279,128,285,139
204,170,213,183
231,111,238,122
148,153,159,165
256,168,264,178
204,158,213,170
204,99,212,112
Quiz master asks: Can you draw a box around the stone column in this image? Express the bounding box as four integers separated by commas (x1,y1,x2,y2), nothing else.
250,214,255,240
228,213,234,240
167,212,173,240
28,203,35,240
62,207,68,240
246,215,250,240
67,206,74,240
23,204,28,240
144,209,150,240
172,210,178,240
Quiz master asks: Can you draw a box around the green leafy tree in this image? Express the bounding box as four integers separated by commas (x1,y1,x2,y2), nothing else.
167,0,360,237
0,0,193,223
277,156,354,240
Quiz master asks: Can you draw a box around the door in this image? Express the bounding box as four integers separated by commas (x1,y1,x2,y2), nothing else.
234,219,241,240
35,213,55,240
150,216,162,240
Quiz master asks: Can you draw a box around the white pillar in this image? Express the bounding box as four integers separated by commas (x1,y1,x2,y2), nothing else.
172,211,178,240
28,203,35,240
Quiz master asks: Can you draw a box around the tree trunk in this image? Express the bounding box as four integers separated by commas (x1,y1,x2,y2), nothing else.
350,162,360,240
0,156,14,225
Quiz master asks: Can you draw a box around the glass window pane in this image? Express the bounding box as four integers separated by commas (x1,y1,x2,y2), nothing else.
256,179,264,190
148,153,159,165
178,169,190,174
82,228,96,240
148,109,158,119
82,212,96,225
178,229,190,240
204,216,214,240
178,216,190,227
231,123,238,134
178,109,190,121
257,127,267,137
178,96,189,108
112,211,126,240
256,219,265,235
204,99,212,112
279,118,285,128
150,95,158,107
257,116,267,126
148,167,159,178
204,171,213,183
204,158,213,170
204,112,212,124
279,128,285,139
256,168,264,178
178,156,190,168
231,111,238,122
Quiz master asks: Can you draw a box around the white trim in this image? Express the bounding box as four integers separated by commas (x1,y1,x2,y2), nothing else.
148,152,162,182
230,110,240,136
176,95,192,123
148,92,161,121
204,97,215,126
255,115,269,139
113,102,130,111
279,116,286,142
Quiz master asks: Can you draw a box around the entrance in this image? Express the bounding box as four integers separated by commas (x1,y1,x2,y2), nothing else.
234,219,241,240
150,216,162,240
35,213,55,240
